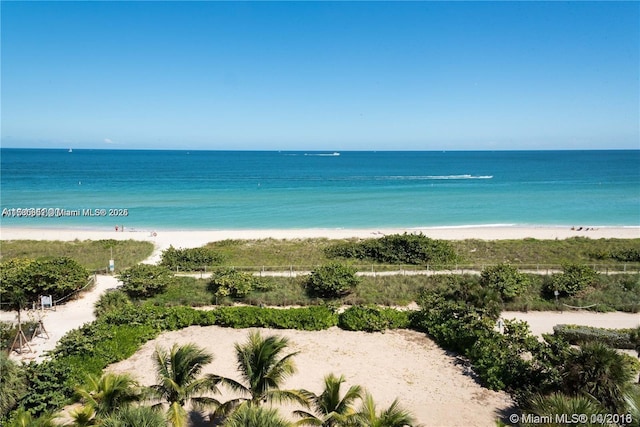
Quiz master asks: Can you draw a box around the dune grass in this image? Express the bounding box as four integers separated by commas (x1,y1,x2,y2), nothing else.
0,239,154,271
203,237,640,270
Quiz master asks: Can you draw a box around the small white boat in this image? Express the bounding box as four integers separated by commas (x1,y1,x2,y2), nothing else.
68,148,73,153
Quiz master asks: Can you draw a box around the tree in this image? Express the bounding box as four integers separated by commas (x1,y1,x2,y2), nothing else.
545,264,597,297
150,343,220,427
562,341,636,413
223,405,292,427
214,331,309,415
479,263,530,301
305,263,360,299
294,373,362,427
0,352,27,417
354,392,417,427
75,372,142,417
118,264,174,298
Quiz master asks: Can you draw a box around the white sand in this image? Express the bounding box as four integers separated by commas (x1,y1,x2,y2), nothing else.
107,326,514,427
0,275,120,362
502,311,640,337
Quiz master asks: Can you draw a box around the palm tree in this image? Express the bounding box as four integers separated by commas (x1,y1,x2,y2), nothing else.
101,406,168,427
5,408,58,427
75,372,142,417
223,404,292,427
562,341,635,413
0,352,27,417
354,392,417,427
294,374,362,426
150,343,221,427
213,331,309,415
68,405,98,427
523,392,608,427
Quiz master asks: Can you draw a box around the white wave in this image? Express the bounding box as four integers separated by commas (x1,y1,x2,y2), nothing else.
383,174,493,180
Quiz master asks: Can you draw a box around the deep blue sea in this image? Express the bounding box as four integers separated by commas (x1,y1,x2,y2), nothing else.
1,149,638,230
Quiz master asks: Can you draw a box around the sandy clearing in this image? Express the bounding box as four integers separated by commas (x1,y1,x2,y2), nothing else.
107,326,515,427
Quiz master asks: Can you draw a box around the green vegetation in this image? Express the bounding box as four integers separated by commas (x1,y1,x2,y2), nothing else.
0,239,153,272
553,324,639,350
0,257,89,312
199,236,640,270
160,246,224,271
118,264,175,298
325,233,457,265
208,268,273,300
294,373,363,427
543,263,598,297
305,263,360,299
479,263,530,301
0,352,27,418
150,343,220,427
3,234,640,426
338,306,410,333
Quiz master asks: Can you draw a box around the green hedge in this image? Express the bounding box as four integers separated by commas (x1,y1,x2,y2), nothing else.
553,324,637,350
338,305,411,332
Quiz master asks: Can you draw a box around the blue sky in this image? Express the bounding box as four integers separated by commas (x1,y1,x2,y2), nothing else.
1,1,638,150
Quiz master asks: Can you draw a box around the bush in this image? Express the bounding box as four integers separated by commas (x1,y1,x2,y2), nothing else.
94,290,132,317
208,268,272,300
338,305,410,332
544,263,598,297
553,324,637,350
214,305,337,330
325,233,457,265
305,263,360,299
117,264,174,298
160,245,223,271
480,263,530,301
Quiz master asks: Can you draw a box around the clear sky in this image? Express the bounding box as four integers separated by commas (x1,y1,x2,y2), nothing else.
1,1,638,151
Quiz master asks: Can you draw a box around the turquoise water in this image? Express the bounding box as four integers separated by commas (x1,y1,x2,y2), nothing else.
1,149,638,229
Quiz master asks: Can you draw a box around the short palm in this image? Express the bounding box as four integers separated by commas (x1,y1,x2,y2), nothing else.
75,372,142,417
354,392,417,427
151,343,220,427
223,404,293,427
563,341,635,413
214,331,309,415
525,392,608,426
294,373,362,426
101,406,168,427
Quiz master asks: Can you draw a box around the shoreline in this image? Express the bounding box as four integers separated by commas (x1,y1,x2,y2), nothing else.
1,225,638,244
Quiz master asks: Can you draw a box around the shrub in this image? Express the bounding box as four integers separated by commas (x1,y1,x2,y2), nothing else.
208,268,272,300
553,324,637,350
117,264,174,298
480,263,530,301
214,305,337,330
338,305,410,332
305,263,360,299
94,290,132,317
160,245,223,271
325,233,457,265
545,263,598,297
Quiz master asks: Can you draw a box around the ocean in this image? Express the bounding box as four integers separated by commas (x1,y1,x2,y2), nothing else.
1,149,638,230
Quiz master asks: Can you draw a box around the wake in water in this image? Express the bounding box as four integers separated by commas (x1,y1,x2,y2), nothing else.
379,174,493,180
